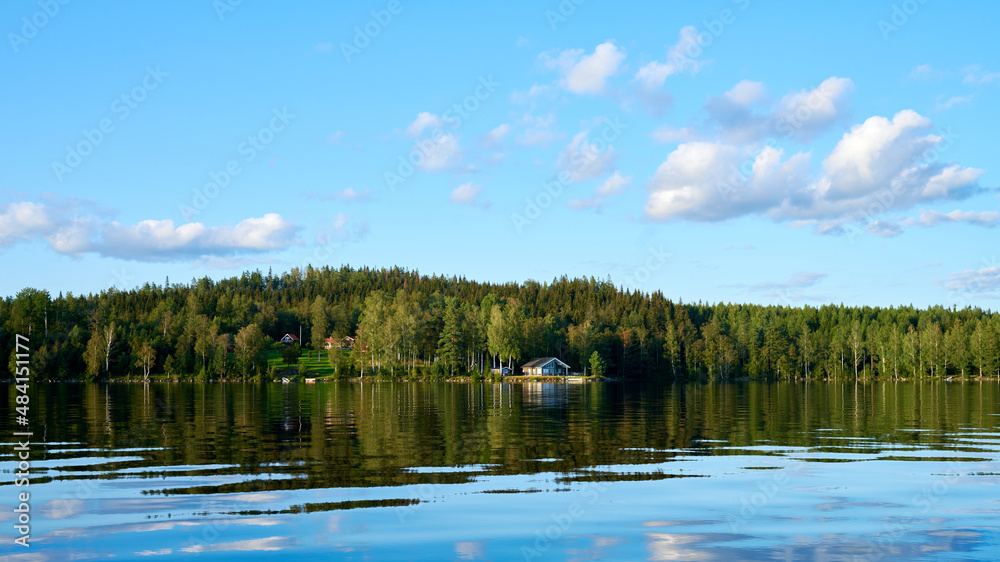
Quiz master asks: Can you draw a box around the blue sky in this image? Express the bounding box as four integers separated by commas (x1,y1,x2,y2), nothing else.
2,0,998,307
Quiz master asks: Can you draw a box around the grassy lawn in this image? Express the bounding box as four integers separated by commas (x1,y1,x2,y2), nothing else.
265,346,337,378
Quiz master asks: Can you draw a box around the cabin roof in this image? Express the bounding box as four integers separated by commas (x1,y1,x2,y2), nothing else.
522,357,569,369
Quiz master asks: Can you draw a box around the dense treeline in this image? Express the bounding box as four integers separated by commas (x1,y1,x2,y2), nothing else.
2,265,999,381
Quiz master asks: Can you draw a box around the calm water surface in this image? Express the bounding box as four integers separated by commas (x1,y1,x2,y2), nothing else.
2,381,1000,561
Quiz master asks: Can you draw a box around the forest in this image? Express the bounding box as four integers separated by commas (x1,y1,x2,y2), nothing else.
2,265,999,381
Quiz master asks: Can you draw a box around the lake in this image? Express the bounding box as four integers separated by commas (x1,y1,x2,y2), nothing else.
2,381,1000,560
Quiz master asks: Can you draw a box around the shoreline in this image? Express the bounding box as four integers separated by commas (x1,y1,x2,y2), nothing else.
5,377,1000,384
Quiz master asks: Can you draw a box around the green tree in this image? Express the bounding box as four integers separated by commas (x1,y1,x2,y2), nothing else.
134,341,155,382
438,298,464,377
589,351,606,378
282,344,301,365
234,323,266,377
310,296,329,359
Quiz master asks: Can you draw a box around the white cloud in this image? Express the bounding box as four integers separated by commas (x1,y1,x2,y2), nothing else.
407,112,442,137
819,110,945,200
569,171,631,211
651,126,700,143
935,95,973,111
943,266,1000,296
901,209,1000,228
542,41,625,94
963,65,1000,85
771,77,854,142
449,182,482,205
0,202,301,261
0,202,55,247
557,130,617,183
414,133,461,171
181,536,294,553
704,80,769,143
634,26,708,91
483,123,510,147
335,187,371,201
909,64,944,81
704,77,853,143
100,214,298,259
629,26,707,114
644,109,988,236
645,142,810,222
596,171,631,196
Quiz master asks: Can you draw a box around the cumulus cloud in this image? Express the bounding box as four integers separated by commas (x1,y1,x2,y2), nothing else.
557,130,618,183
100,214,298,260
901,209,1000,228
645,142,810,221
449,182,482,205
482,123,510,147
0,202,300,261
414,133,461,171
541,41,625,94
633,26,708,91
336,187,371,201
771,77,854,142
963,65,1000,85
644,109,987,236
909,64,944,81
629,26,707,114
0,202,57,247
704,80,768,143
569,171,631,210
935,95,973,111
407,112,442,137
943,266,1000,296
704,77,853,143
